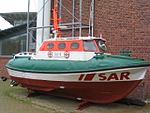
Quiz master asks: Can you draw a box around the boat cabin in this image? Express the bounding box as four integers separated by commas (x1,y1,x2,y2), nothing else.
39,37,107,52
33,37,107,61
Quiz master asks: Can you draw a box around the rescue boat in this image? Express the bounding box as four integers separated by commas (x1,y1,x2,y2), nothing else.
6,0,150,104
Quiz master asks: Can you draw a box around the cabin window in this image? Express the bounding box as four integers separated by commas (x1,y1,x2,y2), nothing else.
47,43,54,49
71,42,79,49
58,42,66,49
83,40,96,51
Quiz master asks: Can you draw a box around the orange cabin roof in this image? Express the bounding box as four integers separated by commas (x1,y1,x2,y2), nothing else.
39,38,105,52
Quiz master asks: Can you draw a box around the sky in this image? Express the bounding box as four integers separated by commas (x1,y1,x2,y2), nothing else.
0,0,37,30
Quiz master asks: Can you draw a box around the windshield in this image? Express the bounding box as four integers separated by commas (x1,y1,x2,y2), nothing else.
83,40,97,51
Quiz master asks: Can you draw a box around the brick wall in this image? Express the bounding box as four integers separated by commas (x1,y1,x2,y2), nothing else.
61,0,150,99
0,56,10,79
93,0,150,99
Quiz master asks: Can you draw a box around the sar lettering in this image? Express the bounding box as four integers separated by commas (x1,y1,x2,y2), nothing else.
78,72,130,81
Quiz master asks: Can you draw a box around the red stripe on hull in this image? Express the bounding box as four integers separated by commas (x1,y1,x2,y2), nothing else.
11,76,142,104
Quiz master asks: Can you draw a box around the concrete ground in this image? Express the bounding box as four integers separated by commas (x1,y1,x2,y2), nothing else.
1,80,150,113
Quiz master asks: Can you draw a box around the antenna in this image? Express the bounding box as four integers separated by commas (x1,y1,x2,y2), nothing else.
52,0,61,38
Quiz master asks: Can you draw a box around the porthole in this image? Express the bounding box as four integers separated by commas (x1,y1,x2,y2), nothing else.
58,42,66,49
71,42,79,49
47,43,54,49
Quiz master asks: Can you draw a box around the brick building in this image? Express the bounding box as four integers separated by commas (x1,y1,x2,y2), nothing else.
93,0,150,99
59,0,150,100
0,0,150,101
60,0,150,100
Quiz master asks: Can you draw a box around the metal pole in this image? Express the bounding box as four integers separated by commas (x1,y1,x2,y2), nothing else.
49,0,52,38
26,0,30,52
72,0,75,37
29,25,89,31
59,0,62,24
29,22,81,30
88,1,92,36
49,0,51,26
91,0,95,37
79,0,82,37
42,0,45,42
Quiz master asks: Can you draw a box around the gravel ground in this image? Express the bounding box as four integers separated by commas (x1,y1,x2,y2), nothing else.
1,80,150,113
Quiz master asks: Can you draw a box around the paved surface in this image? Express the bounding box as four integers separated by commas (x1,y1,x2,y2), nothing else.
1,80,150,113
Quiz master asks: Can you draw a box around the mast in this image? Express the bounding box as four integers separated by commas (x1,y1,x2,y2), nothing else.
52,0,61,38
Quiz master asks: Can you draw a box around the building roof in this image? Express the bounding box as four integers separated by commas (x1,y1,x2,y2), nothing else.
0,12,36,25
0,22,36,39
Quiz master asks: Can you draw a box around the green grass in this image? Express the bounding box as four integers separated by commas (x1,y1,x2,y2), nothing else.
0,81,32,104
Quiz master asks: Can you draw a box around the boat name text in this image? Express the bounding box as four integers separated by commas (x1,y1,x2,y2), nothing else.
78,72,130,81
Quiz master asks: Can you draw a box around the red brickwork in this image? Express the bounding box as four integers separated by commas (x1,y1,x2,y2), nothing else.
0,56,10,79
61,0,150,99
93,0,150,99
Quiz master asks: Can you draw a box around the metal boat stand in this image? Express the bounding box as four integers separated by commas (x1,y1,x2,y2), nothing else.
27,89,41,97
77,101,90,110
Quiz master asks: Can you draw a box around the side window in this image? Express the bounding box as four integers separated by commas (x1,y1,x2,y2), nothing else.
71,42,79,49
47,43,54,49
58,42,66,49
83,40,96,51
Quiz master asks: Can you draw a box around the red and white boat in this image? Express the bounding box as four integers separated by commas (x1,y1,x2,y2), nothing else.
6,0,150,105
